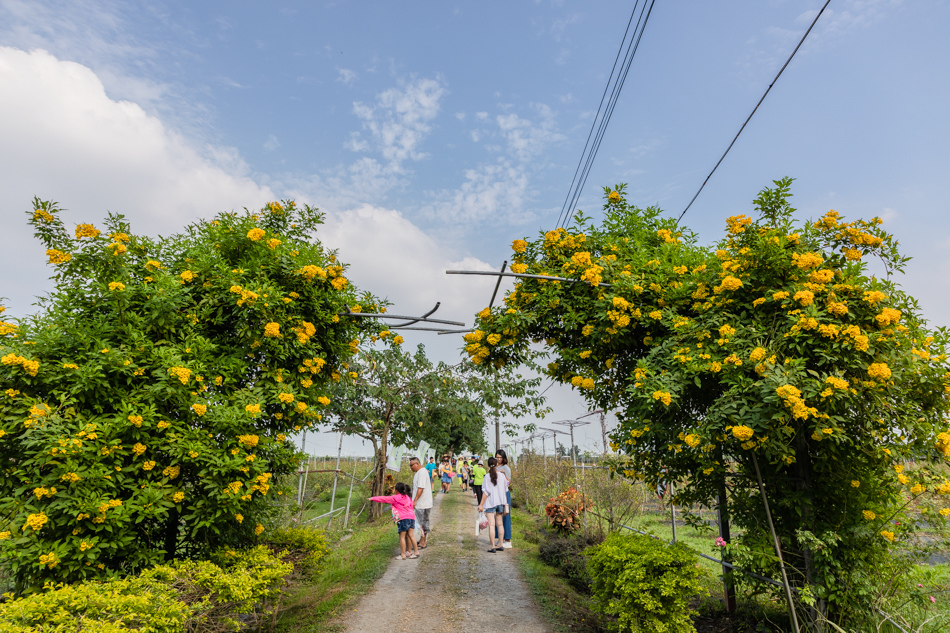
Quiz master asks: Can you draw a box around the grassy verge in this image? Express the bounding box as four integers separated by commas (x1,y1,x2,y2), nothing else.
509,507,606,633
275,518,398,633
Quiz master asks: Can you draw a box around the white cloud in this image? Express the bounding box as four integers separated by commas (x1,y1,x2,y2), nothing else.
496,103,565,163
0,47,274,315
348,76,446,165
419,161,532,225
264,134,281,152
317,204,496,328
337,67,357,85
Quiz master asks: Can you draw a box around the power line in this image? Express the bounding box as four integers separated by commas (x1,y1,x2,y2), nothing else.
677,0,832,223
556,0,657,229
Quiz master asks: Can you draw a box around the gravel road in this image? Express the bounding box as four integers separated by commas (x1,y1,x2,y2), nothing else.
341,487,550,633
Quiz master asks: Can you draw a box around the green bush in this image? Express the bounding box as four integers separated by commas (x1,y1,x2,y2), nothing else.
586,532,707,633
0,545,292,632
262,526,330,575
538,533,600,593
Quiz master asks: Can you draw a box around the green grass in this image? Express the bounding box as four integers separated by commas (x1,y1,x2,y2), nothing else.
274,517,398,632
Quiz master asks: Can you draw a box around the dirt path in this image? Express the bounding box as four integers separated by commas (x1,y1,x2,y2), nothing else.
341,487,550,633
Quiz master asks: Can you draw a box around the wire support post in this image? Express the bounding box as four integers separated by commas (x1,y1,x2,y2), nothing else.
752,453,801,633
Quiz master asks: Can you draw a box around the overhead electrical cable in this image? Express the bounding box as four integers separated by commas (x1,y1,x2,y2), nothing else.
677,0,832,223
556,0,657,229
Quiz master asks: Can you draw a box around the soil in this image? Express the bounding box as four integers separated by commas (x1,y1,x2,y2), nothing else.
339,487,550,633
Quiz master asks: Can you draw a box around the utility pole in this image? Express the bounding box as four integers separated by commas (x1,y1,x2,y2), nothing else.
494,413,501,452
578,410,607,454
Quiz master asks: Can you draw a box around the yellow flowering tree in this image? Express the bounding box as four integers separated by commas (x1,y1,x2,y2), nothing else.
0,199,379,592
465,180,950,623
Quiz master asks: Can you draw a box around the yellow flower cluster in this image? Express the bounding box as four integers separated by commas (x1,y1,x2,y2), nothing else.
651,391,672,406
108,281,125,291
128,415,143,427
748,347,766,363
33,486,57,499
880,530,895,542
39,552,59,569
163,465,180,479
936,432,950,457
278,392,295,404
867,363,891,381
571,376,596,390
229,285,260,306
191,404,207,416
132,443,146,456
169,366,192,384
726,215,752,234
142,461,156,470
731,426,754,441
247,228,266,241
683,434,700,448
264,322,281,338
775,384,818,420
173,491,185,503
106,242,127,256
61,472,81,483
297,265,327,281
317,396,331,406
863,510,876,520
145,260,163,270
245,403,262,416
863,290,888,305
255,524,265,535
717,276,743,293
239,434,260,448
512,239,527,253
875,308,901,327
180,270,194,283
33,208,54,222
793,290,814,306
608,191,621,203
792,252,824,270
299,357,326,374
292,321,316,344
224,481,243,495
267,238,282,250
46,248,72,265
1,353,39,376
22,512,48,532
827,301,849,316
331,276,348,290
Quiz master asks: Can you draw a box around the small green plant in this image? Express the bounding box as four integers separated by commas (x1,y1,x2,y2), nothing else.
264,526,330,575
544,487,592,534
586,532,707,633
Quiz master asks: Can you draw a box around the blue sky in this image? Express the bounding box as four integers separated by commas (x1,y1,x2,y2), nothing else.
1,0,948,454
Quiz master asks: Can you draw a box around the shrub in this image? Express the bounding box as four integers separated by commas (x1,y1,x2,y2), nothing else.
0,199,379,591
544,487,592,534
538,533,601,593
586,532,707,633
0,545,291,632
263,527,330,575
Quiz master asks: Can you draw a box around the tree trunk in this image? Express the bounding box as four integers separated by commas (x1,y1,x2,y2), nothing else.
369,421,391,520
163,508,179,561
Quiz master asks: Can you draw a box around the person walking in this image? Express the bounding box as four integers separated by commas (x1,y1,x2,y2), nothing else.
425,457,438,489
409,456,433,549
495,449,514,549
459,460,471,492
439,458,452,494
477,457,509,552
471,460,486,505
370,482,419,560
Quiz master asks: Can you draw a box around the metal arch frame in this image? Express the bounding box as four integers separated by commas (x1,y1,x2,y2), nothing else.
338,301,466,332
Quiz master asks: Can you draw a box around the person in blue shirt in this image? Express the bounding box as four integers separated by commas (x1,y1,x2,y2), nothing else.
425,457,438,489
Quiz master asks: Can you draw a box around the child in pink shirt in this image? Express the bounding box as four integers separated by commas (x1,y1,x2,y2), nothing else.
370,482,420,559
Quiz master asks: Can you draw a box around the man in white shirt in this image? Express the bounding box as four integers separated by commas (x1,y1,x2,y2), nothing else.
409,456,433,548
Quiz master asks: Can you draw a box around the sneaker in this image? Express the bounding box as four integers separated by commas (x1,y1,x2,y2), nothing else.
502,541,512,549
